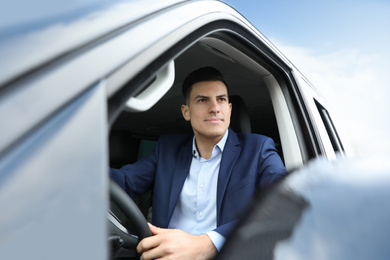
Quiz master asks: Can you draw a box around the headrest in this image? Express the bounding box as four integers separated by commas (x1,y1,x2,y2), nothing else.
229,95,251,133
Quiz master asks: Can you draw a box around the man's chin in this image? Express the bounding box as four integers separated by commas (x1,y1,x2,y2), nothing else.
200,129,227,139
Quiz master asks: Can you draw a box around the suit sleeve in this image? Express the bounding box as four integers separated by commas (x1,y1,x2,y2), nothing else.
214,221,239,238
214,136,287,238
257,137,287,189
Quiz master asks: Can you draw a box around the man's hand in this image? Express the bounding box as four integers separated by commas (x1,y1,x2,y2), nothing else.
136,223,217,260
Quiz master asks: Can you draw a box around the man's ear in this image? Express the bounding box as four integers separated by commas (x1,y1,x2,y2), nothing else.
181,104,190,121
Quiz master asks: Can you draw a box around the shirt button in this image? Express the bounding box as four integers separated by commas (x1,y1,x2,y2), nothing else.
200,184,204,189
199,212,203,217
205,162,209,166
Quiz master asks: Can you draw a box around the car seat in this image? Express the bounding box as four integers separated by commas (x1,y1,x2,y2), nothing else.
229,95,251,133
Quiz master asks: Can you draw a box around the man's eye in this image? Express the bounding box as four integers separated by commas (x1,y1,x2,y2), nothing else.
219,98,227,102
198,99,206,103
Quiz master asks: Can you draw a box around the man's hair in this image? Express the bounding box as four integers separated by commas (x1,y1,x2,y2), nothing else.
182,67,230,104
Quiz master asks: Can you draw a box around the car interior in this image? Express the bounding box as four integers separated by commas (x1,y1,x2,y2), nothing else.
108,31,304,258
109,32,304,170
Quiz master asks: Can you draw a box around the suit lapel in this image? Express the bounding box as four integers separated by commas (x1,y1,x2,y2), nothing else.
166,138,193,225
217,128,241,223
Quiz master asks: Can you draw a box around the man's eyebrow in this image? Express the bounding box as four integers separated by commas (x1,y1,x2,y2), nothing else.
193,95,209,100
194,94,228,99
217,94,228,98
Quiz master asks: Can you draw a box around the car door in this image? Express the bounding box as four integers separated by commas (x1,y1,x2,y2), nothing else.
0,80,108,259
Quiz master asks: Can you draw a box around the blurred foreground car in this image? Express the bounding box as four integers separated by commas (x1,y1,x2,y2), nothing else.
1,0,388,259
217,156,390,260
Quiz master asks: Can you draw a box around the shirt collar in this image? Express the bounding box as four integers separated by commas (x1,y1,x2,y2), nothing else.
192,130,229,160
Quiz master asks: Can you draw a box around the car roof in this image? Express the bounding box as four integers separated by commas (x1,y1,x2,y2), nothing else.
0,0,189,87
1,0,310,92
2,0,319,99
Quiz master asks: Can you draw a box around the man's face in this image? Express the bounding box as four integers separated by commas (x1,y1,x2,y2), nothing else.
181,80,232,141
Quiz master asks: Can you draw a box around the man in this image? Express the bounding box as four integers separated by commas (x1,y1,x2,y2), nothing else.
110,67,287,259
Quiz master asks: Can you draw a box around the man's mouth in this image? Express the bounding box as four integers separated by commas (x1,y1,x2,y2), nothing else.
204,117,223,122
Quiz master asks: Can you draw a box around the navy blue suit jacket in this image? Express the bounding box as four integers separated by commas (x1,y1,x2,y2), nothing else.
110,128,287,237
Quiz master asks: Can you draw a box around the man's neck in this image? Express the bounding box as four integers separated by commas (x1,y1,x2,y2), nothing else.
194,132,226,160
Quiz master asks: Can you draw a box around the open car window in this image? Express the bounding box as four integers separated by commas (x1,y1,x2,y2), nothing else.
108,31,308,172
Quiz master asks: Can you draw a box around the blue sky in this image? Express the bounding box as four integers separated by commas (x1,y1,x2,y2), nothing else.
224,0,390,157
225,1,390,53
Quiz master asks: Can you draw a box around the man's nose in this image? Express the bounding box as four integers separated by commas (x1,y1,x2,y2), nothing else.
209,100,220,114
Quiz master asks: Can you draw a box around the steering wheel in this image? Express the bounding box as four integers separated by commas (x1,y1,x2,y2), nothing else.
108,180,152,255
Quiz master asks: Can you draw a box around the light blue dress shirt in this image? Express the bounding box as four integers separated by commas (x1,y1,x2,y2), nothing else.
168,131,229,251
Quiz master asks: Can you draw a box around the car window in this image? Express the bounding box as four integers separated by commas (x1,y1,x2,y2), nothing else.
105,14,333,259
108,33,308,172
